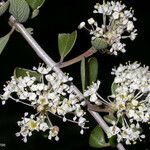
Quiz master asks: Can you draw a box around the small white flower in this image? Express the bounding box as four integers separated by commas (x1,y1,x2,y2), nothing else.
84,80,101,105
128,109,135,118
48,126,59,140
84,80,100,97
112,11,120,19
127,21,134,31
55,136,59,141
28,92,36,100
78,22,85,29
80,129,84,135
130,30,137,40
2,100,6,105
1,91,11,100
63,116,67,122
131,99,138,106
78,117,86,127
76,109,84,117
108,125,120,138
88,18,95,25
89,94,97,102
19,91,28,100
35,64,51,74
39,122,49,131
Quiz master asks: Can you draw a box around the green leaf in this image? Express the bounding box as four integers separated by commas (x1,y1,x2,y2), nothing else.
58,30,77,61
31,9,39,18
9,0,30,23
81,58,86,92
104,115,117,125
88,57,98,85
111,82,118,95
25,0,45,10
25,0,45,18
26,27,34,35
14,67,42,82
0,33,11,55
109,135,117,148
0,1,9,16
89,125,110,148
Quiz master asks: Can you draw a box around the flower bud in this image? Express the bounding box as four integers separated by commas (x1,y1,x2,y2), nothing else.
37,105,45,112
91,37,108,51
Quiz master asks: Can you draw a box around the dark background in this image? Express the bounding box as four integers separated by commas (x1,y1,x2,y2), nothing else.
0,0,150,150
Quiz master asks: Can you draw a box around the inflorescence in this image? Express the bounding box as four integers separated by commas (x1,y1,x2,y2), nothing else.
0,64,87,142
83,62,150,145
1,0,149,147
108,62,150,144
78,1,137,55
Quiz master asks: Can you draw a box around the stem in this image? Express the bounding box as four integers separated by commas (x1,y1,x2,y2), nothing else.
102,0,106,32
96,93,111,105
50,112,88,127
87,104,110,113
46,113,53,127
58,47,97,68
9,16,126,150
10,96,34,107
103,14,106,32
9,26,15,35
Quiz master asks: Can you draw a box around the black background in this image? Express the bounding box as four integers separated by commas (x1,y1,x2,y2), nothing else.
0,0,150,150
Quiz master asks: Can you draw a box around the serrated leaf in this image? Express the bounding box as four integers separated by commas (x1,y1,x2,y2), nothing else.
104,115,117,125
109,135,117,148
111,82,118,95
88,57,98,85
14,67,42,82
9,0,30,23
81,58,86,92
89,125,110,148
0,33,10,55
58,30,77,61
25,0,45,10
0,1,9,16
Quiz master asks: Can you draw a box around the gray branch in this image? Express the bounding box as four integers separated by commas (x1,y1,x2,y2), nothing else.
9,16,126,150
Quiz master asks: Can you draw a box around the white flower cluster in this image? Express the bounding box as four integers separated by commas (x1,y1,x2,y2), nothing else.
0,64,87,142
16,113,59,142
108,62,150,144
108,122,145,145
78,1,137,55
84,81,101,105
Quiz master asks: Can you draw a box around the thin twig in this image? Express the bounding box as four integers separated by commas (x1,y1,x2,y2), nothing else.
9,96,34,107
46,113,53,127
9,16,126,150
58,47,97,68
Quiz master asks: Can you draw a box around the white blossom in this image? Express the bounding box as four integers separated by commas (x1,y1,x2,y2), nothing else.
78,1,137,55
84,80,101,105
108,62,150,144
78,22,86,29
87,18,95,25
0,64,87,142
127,21,134,31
